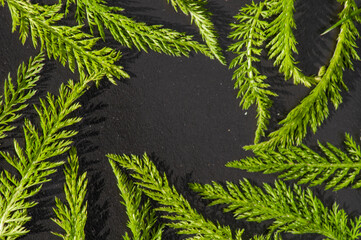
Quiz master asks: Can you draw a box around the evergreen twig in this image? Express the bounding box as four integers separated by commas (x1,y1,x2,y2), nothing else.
246,0,361,151
266,0,315,87
0,52,44,139
66,0,214,58
52,147,88,240
0,72,103,238
109,159,163,240
191,179,361,239
4,0,128,84
166,0,226,64
107,153,244,240
228,1,277,144
228,133,361,191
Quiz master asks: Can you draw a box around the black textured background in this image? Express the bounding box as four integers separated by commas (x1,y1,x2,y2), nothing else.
1,0,361,239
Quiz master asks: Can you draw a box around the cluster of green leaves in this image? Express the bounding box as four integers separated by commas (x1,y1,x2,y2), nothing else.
108,153,245,240
229,0,360,148
0,53,102,238
1,0,361,239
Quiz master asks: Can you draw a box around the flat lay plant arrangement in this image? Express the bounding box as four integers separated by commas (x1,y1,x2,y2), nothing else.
0,0,361,239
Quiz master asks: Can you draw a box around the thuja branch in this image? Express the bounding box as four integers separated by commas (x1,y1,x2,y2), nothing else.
0,52,44,139
166,0,226,64
4,0,128,84
246,0,360,151
66,0,214,59
228,1,277,144
191,179,361,239
0,72,103,239
107,153,244,240
228,133,361,191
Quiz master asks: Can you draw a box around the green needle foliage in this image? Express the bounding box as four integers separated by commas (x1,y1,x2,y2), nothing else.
3,0,128,84
246,0,361,151
109,158,163,240
65,0,214,58
266,0,314,87
228,1,277,144
107,153,244,240
166,0,226,64
191,179,361,240
0,52,44,139
0,72,102,239
52,147,88,240
228,133,361,191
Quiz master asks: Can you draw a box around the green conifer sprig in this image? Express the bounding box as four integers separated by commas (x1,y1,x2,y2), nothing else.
65,0,214,58
4,0,128,84
0,52,44,139
228,1,277,144
266,0,314,87
191,179,361,239
246,0,361,151
107,153,244,240
52,147,88,240
228,134,361,191
166,0,226,64
0,72,103,239
109,159,163,240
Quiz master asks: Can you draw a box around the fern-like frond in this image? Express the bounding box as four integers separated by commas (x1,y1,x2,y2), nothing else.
191,179,361,240
228,134,361,191
0,73,103,239
65,0,214,59
107,153,243,240
266,0,314,87
5,0,128,84
0,52,44,139
109,159,163,240
246,0,361,151
52,147,87,240
228,1,277,144
166,0,226,64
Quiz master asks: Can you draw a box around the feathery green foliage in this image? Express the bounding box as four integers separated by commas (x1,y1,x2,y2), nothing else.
229,134,361,191
5,0,128,84
266,0,314,87
107,153,244,240
109,159,163,240
228,1,277,144
166,0,226,64
52,147,88,240
0,52,44,139
246,0,361,151
65,0,214,58
0,73,102,239
191,179,361,239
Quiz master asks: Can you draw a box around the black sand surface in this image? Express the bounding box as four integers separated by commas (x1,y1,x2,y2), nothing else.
1,0,361,239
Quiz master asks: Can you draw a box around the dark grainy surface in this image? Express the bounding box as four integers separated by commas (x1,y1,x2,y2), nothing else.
0,0,361,239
